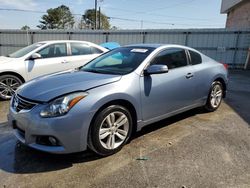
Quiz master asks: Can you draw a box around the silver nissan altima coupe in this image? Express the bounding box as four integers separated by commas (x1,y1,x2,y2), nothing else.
8,44,228,156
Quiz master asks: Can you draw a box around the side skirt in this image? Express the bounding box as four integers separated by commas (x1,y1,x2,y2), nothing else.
136,102,204,131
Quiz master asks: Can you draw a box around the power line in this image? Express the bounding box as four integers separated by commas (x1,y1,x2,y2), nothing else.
147,0,198,12
110,16,223,27
0,8,82,16
0,8,45,14
109,16,175,26
100,0,212,21
102,6,217,22
0,7,217,22
0,8,223,28
0,8,173,26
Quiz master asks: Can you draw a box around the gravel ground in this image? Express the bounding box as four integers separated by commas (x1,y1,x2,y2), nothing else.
0,70,249,188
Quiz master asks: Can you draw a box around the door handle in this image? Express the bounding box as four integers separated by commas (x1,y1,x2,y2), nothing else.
61,60,69,64
186,73,194,79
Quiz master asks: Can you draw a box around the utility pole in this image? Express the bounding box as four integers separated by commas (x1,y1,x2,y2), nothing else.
140,20,143,30
80,15,84,29
95,0,97,30
26,28,30,45
99,7,101,29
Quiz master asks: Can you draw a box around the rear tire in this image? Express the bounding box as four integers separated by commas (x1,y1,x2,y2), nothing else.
88,105,133,156
0,75,23,100
204,81,223,112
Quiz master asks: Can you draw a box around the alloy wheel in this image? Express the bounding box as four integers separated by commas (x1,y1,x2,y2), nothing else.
99,111,129,150
210,84,223,108
0,77,22,99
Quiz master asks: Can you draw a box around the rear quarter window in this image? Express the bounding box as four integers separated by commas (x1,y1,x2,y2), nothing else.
189,50,202,65
70,43,91,55
91,47,103,54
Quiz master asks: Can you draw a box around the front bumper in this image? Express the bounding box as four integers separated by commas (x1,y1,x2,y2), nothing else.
8,100,95,154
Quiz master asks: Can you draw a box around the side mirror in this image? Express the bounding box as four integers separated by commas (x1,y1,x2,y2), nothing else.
29,53,42,60
144,64,169,75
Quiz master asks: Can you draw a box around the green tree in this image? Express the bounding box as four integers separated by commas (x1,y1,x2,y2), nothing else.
21,25,30,30
37,5,75,29
82,9,110,30
111,26,119,30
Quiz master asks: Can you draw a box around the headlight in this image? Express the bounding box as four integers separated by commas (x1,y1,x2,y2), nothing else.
40,92,88,118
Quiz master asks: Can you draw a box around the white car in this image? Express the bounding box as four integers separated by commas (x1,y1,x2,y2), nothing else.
0,40,108,100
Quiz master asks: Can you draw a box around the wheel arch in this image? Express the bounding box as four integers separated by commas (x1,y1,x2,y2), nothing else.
0,71,25,83
90,99,138,135
214,77,227,98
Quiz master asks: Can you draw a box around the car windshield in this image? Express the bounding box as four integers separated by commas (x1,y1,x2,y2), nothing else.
8,43,44,58
81,47,154,75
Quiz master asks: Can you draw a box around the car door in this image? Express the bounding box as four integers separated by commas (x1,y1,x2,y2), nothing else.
187,50,209,103
68,42,103,67
25,43,70,80
140,48,196,121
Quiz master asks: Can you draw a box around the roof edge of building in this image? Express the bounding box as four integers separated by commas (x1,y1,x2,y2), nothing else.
221,0,244,14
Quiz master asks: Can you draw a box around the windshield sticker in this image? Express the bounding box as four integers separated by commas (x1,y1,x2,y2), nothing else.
130,49,148,53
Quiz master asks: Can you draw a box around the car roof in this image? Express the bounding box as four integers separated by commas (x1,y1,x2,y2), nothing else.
36,40,108,51
125,43,164,49
125,43,191,49
125,43,200,53
37,40,96,44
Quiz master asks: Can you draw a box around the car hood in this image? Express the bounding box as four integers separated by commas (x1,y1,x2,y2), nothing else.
17,70,122,102
0,56,15,64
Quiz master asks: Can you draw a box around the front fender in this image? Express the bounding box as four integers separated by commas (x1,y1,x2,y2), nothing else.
90,89,141,121
86,75,142,123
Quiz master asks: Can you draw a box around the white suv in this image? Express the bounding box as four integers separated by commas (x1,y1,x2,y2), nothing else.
0,40,108,100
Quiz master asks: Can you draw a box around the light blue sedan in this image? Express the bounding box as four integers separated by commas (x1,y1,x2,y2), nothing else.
8,44,228,156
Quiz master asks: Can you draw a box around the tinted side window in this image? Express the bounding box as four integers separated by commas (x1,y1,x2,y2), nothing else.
189,50,202,65
151,48,188,69
38,43,67,58
91,47,103,54
71,43,91,55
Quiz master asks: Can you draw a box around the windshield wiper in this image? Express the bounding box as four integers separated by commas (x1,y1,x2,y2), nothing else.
83,69,106,74
83,68,121,75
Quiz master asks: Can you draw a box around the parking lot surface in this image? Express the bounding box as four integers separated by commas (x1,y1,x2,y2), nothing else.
0,70,249,188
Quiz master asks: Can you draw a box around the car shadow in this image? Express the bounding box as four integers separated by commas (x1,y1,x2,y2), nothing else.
224,70,250,126
133,107,205,139
0,107,206,174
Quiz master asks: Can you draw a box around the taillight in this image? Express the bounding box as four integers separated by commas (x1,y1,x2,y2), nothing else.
223,63,228,69
220,62,228,70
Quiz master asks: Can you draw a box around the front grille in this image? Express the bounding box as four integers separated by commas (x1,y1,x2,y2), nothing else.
12,94,37,112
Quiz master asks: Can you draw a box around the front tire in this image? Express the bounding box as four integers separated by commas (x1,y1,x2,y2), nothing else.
204,81,223,112
88,105,133,156
0,75,23,100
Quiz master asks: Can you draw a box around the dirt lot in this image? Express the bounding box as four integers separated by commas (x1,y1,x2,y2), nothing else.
0,71,249,188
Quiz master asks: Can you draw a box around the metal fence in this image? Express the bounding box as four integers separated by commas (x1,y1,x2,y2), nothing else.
0,29,250,68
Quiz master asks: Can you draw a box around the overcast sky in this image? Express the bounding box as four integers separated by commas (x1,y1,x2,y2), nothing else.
0,0,227,29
